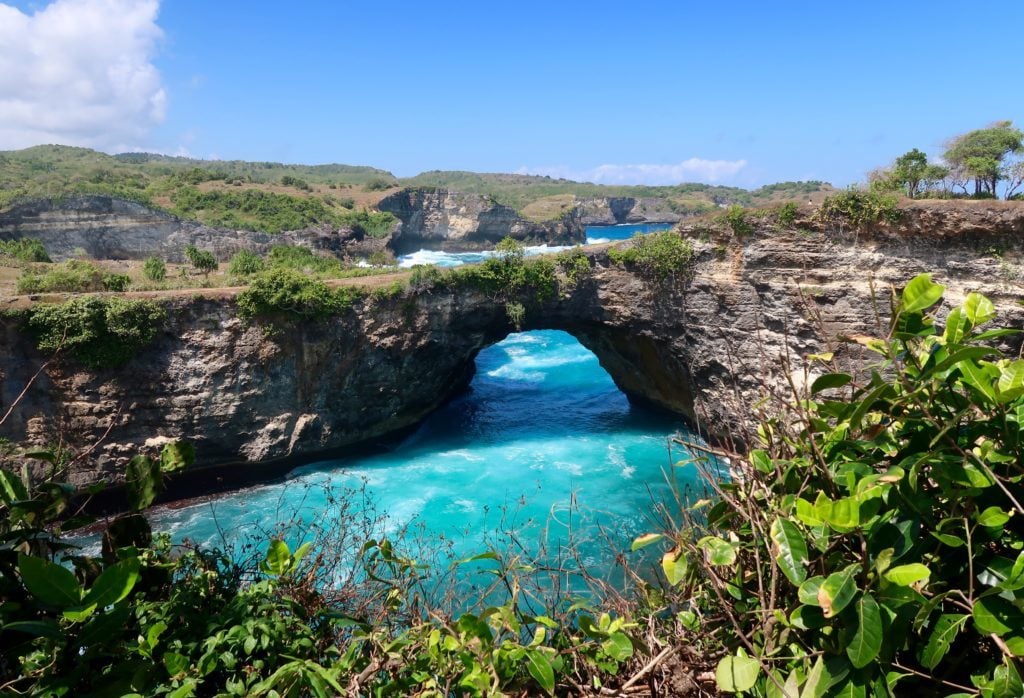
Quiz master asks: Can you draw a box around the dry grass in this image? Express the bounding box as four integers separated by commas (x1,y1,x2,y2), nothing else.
519,194,577,222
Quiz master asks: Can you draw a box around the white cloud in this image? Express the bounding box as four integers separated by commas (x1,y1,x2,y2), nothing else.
0,0,165,151
517,158,748,186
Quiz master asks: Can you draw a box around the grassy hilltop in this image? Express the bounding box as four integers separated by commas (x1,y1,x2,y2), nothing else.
0,145,831,233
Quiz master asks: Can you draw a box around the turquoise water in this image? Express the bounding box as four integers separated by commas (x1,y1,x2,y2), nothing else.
126,330,696,584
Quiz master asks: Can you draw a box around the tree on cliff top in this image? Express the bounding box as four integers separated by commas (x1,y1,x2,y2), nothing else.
943,120,1023,197
184,245,217,279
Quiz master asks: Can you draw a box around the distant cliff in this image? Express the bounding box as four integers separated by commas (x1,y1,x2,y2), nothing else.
0,196,387,262
377,188,586,253
572,197,681,226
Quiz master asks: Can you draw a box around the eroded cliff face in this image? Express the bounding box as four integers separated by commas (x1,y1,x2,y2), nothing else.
573,197,681,226
2,202,1023,490
377,189,585,253
0,196,385,262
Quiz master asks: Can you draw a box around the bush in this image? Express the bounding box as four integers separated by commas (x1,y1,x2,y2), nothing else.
17,260,130,294
236,269,362,321
184,245,217,278
775,201,799,227
363,177,396,192
338,209,397,239
719,205,754,237
266,245,342,275
142,256,167,282
26,295,166,368
227,249,266,277
607,230,694,280
557,247,592,287
817,188,901,229
657,274,1024,696
0,237,51,264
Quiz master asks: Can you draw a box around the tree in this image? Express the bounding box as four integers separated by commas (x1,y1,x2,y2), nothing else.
184,245,217,279
888,148,949,198
943,120,1023,196
1002,155,1024,199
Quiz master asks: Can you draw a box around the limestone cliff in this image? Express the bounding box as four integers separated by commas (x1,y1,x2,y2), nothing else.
1,201,1022,491
377,188,585,253
572,197,681,226
0,196,386,262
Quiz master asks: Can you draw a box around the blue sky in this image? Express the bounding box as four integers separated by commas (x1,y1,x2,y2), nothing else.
2,0,1022,187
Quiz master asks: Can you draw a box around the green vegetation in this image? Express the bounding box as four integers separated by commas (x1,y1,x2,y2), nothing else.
0,237,50,264
944,121,1023,197
363,175,398,191
24,295,166,369
337,208,397,238
607,230,694,280
719,204,754,237
236,269,363,321
17,260,133,295
184,245,217,279
227,249,266,277
142,255,167,282
817,188,901,229
171,187,343,234
556,247,592,287
775,200,799,227
402,170,830,213
651,276,1024,695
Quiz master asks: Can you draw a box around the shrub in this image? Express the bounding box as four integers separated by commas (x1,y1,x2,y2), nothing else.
266,245,342,275
363,177,396,192
657,274,1024,696
0,237,51,264
279,174,311,191
27,295,166,368
775,201,799,227
557,247,592,287
607,230,694,280
338,209,397,239
236,269,362,320
184,245,217,278
142,256,167,282
719,205,754,237
367,250,396,267
17,260,130,294
817,188,901,229
227,249,266,276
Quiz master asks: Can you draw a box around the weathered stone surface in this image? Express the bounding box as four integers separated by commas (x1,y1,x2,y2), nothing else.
573,197,681,226
0,196,385,262
2,202,1023,491
377,188,585,253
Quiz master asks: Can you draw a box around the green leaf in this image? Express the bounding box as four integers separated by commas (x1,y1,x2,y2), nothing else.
602,632,634,661
699,536,737,566
998,361,1024,401
962,292,996,327
919,614,968,670
261,539,292,577
163,651,189,677
81,557,140,608
944,306,966,344
799,576,825,606
796,498,825,527
992,660,1024,698
0,469,28,503
159,441,194,473
661,550,688,586
770,517,808,585
631,533,664,551
526,650,555,695
17,553,83,607
883,563,930,587
716,654,760,693
958,358,998,403
800,656,831,698
818,568,857,618
900,273,945,314
811,373,852,395
846,593,883,669
2,620,62,639
126,454,162,511
977,506,1010,528
973,597,1024,636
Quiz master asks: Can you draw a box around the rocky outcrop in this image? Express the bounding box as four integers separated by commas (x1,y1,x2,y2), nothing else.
0,196,384,263
2,202,1023,491
377,188,585,254
573,197,681,226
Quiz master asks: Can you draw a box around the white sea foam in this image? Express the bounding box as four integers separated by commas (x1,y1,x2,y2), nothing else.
586,236,611,244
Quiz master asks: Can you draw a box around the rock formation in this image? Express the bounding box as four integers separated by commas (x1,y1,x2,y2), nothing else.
1,201,1022,493
572,197,681,226
0,196,386,262
377,188,585,253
